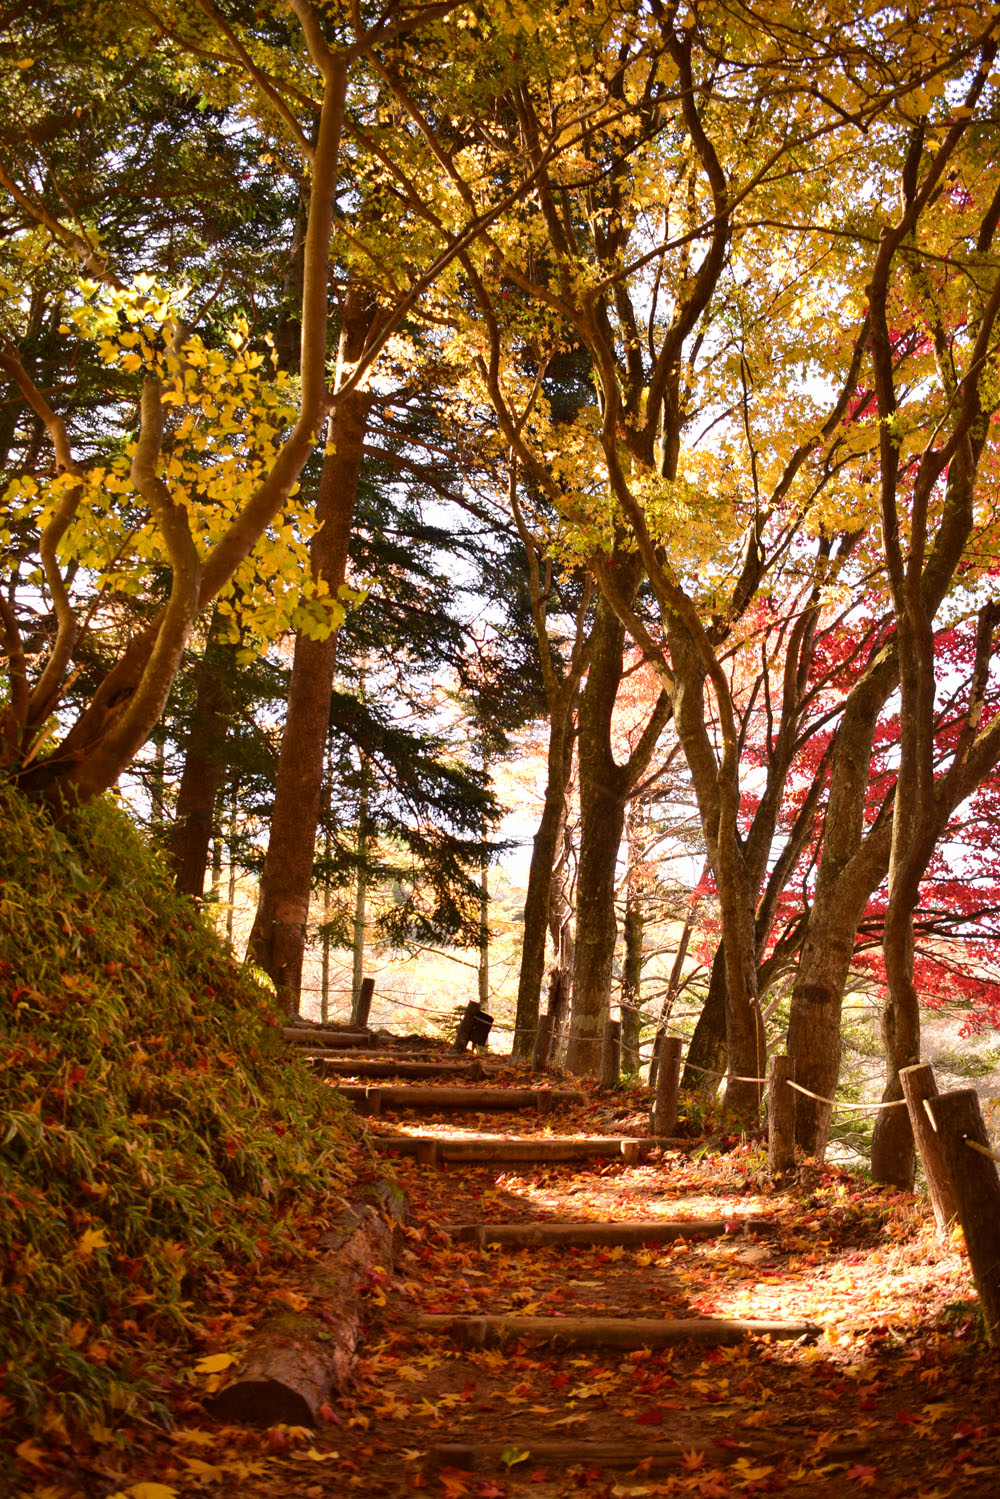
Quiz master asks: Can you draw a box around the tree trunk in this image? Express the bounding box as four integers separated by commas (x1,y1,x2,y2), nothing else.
478,849,490,1010
620,883,643,1075
351,751,370,1015
683,944,727,1097
566,596,631,1075
512,702,576,1059
168,613,231,897
567,590,670,1076
870,909,920,1187
547,810,576,1065
247,286,375,1011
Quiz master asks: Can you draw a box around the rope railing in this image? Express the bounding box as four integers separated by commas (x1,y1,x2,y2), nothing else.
786,1079,907,1113
965,1137,1000,1167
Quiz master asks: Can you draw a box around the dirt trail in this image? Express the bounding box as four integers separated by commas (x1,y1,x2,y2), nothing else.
65,1048,1000,1499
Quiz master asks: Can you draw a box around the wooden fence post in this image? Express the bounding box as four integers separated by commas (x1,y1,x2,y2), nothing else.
648,1030,663,1089
928,1088,1000,1344
532,1013,554,1072
453,1001,481,1054
767,1055,796,1176
601,1020,622,1090
352,975,375,1030
899,1063,956,1235
651,1036,683,1136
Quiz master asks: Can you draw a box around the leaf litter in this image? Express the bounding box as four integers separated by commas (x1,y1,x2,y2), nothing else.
16,1063,1000,1499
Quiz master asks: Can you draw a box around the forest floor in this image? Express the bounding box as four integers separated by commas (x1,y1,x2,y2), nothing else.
21,1059,1000,1499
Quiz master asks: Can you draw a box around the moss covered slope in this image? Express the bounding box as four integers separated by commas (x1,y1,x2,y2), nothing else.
0,783,361,1437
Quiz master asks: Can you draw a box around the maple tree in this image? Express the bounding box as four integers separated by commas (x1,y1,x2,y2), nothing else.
0,0,586,812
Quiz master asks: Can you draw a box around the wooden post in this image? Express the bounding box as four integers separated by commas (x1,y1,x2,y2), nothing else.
899,1063,956,1234
652,1035,683,1137
767,1054,796,1176
648,1030,663,1089
928,1088,1000,1344
351,975,375,1030
453,1001,481,1054
601,1019,621,1090
532,1012,554,1072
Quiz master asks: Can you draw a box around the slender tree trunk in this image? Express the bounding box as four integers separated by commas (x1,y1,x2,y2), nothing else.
547,807,576,1064
226,776,237,946
150,735,166,831
168,613,231,897
247,286,375,1012
351,752,370,1014
620,883,643,1075
512,704,576,1058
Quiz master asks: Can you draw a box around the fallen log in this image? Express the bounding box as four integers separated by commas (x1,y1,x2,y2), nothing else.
338,1085,587,1114
411,1312,820,1349
205,1200,397,1427
371,1133,689,1165
447,1217,773,1247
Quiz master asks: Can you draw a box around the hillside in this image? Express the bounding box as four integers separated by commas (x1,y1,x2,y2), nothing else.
0,784,367,1463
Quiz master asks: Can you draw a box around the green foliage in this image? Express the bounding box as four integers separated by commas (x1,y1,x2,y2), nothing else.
0,782,362,1437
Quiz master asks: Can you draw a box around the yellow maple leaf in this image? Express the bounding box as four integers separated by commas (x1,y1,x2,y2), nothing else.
113,1486,180,1499
193,1352,238,1374
76,1227,109,1257
15,1439,47,1468
171,1428,218,1447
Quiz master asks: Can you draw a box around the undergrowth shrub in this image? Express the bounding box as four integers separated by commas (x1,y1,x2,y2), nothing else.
0,782,363,1440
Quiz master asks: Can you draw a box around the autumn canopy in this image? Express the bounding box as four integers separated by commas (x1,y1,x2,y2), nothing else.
3,0,1000,1197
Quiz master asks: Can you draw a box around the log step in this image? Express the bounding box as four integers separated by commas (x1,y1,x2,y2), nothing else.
283,1026,372,1049
447,1217,773,1246
339,1085,586,1114
312,1058,487,1080
426,1436,866,1473
371,1134,687,1164
411,1312,820,1348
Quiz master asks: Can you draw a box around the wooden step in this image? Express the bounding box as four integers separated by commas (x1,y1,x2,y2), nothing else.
339,1085,586,1114
425,1436,867,1474
371,1133,686,1165
447,1216,772,1246
311,1057,486,1080
283,1026,372,1049
411,1312,820,1348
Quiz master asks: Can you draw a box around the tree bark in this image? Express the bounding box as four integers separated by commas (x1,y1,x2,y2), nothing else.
512,699,577,1059
683,943,728,1097
168,611,231,897
620,880,643,1075
247,285,375,1011
566,588,670,1076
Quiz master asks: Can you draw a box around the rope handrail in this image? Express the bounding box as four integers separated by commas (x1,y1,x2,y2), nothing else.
964,1137,1000,1166
786,1080,906,1113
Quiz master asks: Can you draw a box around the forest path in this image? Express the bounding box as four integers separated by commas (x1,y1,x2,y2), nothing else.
86,1044,1000,1499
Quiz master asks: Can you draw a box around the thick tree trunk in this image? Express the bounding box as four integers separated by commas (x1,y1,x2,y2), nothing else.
168,614,231,897
869,907,920,1188
785,653,896,1155
247,287,375,1011
683,944,728,1097
566,591,669,1075
565,597,631,1075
